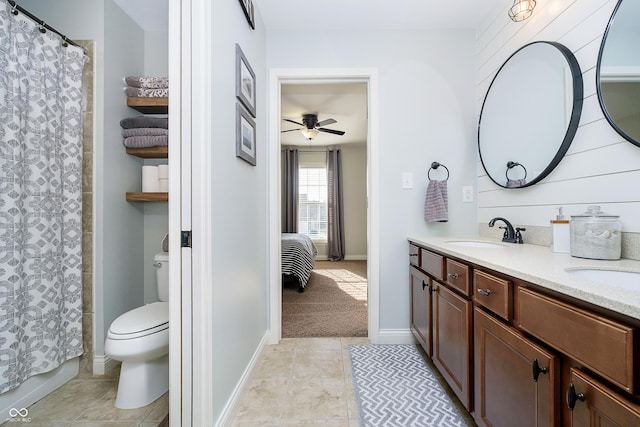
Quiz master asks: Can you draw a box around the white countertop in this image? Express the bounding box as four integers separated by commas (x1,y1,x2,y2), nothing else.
408,236,640,321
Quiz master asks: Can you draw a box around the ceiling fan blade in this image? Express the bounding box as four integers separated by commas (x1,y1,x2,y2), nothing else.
318,128,345,136
283,118,304,126
281,128,301,133
316,118,337,127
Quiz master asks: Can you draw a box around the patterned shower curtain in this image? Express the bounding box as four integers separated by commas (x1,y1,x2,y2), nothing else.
0,1,87,393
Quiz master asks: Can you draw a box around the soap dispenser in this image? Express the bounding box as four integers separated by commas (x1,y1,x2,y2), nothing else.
550,207,570,253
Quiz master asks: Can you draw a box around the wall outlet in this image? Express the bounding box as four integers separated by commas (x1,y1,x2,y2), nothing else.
402,172,413,189
462,186,474,202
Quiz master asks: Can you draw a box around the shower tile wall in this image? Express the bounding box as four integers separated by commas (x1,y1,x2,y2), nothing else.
78,40,95,378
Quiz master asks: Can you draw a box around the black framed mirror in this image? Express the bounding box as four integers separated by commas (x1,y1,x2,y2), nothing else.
478,41,584,188
597,0,640,148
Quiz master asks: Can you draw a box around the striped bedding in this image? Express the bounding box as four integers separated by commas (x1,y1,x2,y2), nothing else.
281,233,317,289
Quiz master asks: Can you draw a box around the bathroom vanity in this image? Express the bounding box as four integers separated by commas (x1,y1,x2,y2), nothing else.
408,237,640,427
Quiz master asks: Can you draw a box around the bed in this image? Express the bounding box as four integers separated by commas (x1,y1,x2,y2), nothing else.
281,233,318,292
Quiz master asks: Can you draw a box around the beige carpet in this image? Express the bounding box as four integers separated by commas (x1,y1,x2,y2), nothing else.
282,260,368,337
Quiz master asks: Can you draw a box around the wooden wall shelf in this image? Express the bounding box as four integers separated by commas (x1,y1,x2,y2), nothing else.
127,97,168,114
126,146,168,158
126,192,168,202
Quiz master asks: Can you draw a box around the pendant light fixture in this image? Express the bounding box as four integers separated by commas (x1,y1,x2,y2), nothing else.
508,0,536,22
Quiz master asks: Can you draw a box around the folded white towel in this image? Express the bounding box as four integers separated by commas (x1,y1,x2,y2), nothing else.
424,180,448,222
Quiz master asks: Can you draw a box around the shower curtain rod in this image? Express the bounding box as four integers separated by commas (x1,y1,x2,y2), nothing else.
7,0,86,52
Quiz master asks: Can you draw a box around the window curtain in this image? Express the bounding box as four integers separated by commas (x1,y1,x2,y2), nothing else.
0,2,88,393
327,149,345,261
281,148,299,233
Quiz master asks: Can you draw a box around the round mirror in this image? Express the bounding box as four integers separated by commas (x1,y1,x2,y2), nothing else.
597,0,640,147
478,41,583,188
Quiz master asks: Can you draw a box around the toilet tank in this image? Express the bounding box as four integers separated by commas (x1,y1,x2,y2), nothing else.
154,252,170,302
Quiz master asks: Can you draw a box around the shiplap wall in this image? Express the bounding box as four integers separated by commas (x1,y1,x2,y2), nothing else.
476,0,640,236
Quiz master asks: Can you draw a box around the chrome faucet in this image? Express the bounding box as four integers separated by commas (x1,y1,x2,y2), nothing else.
488,217,525,244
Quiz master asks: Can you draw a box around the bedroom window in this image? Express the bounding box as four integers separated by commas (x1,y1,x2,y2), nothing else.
298,167,328,241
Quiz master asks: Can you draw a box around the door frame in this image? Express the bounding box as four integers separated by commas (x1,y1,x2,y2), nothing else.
268,68,380,344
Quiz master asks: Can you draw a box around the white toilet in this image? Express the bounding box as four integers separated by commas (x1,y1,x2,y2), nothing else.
105,252,169,409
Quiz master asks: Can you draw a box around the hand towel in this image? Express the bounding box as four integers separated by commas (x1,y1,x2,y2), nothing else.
506,178,526,188
120,117,168,129
424,180,449,222
124,86,169,98
161,234,169,252
125,76,169,89
123,135,168,148
122,128,168,137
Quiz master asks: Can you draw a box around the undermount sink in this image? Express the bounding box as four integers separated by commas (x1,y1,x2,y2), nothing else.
446,240,506,249
565,268,640,291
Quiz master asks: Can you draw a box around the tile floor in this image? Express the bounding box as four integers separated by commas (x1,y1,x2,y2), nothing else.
229,337,368,426
1,365,168,427
229,337,476,427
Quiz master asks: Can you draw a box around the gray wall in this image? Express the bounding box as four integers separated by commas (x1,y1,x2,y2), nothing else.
267,29,478,330
210,1,269,422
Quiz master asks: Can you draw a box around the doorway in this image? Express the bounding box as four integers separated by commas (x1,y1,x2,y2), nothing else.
268,69,380,344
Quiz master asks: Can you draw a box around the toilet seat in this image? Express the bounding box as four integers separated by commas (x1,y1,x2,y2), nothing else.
108,302,169,340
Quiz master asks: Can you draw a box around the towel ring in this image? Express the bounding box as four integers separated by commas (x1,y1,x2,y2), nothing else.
506,161,527,180
428,162,450,181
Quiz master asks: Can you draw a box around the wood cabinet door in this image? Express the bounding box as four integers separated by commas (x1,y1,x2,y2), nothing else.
433,283,472,411
410,266,432,356
567,368,640,427
474,307,559,427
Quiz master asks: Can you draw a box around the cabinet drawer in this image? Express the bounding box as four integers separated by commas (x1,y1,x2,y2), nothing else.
446,259,471,296
420,249,444,281
474,270,512,320
409,244,420,267
517,288,636,393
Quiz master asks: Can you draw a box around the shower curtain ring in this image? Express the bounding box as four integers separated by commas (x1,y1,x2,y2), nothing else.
39,21,46,33
62,36,69,47
10,1,18,15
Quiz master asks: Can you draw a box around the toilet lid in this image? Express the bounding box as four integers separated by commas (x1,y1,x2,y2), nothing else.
109,302,169,336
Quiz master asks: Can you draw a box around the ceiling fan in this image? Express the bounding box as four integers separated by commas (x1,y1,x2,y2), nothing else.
281,113,346,140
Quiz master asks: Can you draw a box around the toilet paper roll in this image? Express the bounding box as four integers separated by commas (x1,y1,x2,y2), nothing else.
157,164,169,179
142,166,160,192
159,177,169,192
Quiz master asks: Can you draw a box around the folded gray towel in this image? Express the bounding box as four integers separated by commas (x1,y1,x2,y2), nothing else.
124,86,169,98
506,179,526,188
122,128,168,137
120,117,168,129
161,234,169,252
424,180,448,222
125,76,169,89
123,135,168,148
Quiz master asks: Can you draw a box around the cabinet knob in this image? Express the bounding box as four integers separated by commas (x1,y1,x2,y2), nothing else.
566,383,585,410
477,288,492,296
410,253,418,257
531,358,548,382
447,273,459,280
429,285,438,295
422,280,428,290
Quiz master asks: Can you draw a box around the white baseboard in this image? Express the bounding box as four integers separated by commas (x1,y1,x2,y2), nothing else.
376,329,417,345
93,355,120,375
215,331,270,427
344,255,367,261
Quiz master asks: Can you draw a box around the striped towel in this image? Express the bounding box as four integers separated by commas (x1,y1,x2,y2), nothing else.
424,180,448,222
122,128,168,137
124,86,169,98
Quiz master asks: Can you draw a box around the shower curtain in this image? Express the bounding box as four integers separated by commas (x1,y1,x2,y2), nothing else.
0,1,87,393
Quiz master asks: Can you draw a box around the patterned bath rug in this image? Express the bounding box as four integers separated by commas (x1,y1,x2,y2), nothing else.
349,344,470,427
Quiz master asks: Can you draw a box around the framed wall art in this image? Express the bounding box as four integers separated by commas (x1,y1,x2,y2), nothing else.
236,102,256,166
238,0,255,29
235,44,256,117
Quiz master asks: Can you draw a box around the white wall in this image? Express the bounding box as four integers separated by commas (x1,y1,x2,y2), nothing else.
210,1,269,423
268,29,478,329
342,144,368,260
477,0,640,253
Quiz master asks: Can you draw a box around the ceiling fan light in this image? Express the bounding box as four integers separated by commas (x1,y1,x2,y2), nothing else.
508,0,536,22
301,128,319,140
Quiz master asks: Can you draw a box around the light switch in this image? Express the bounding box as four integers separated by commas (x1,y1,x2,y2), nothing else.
462,186,474,202
402,172,413,189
